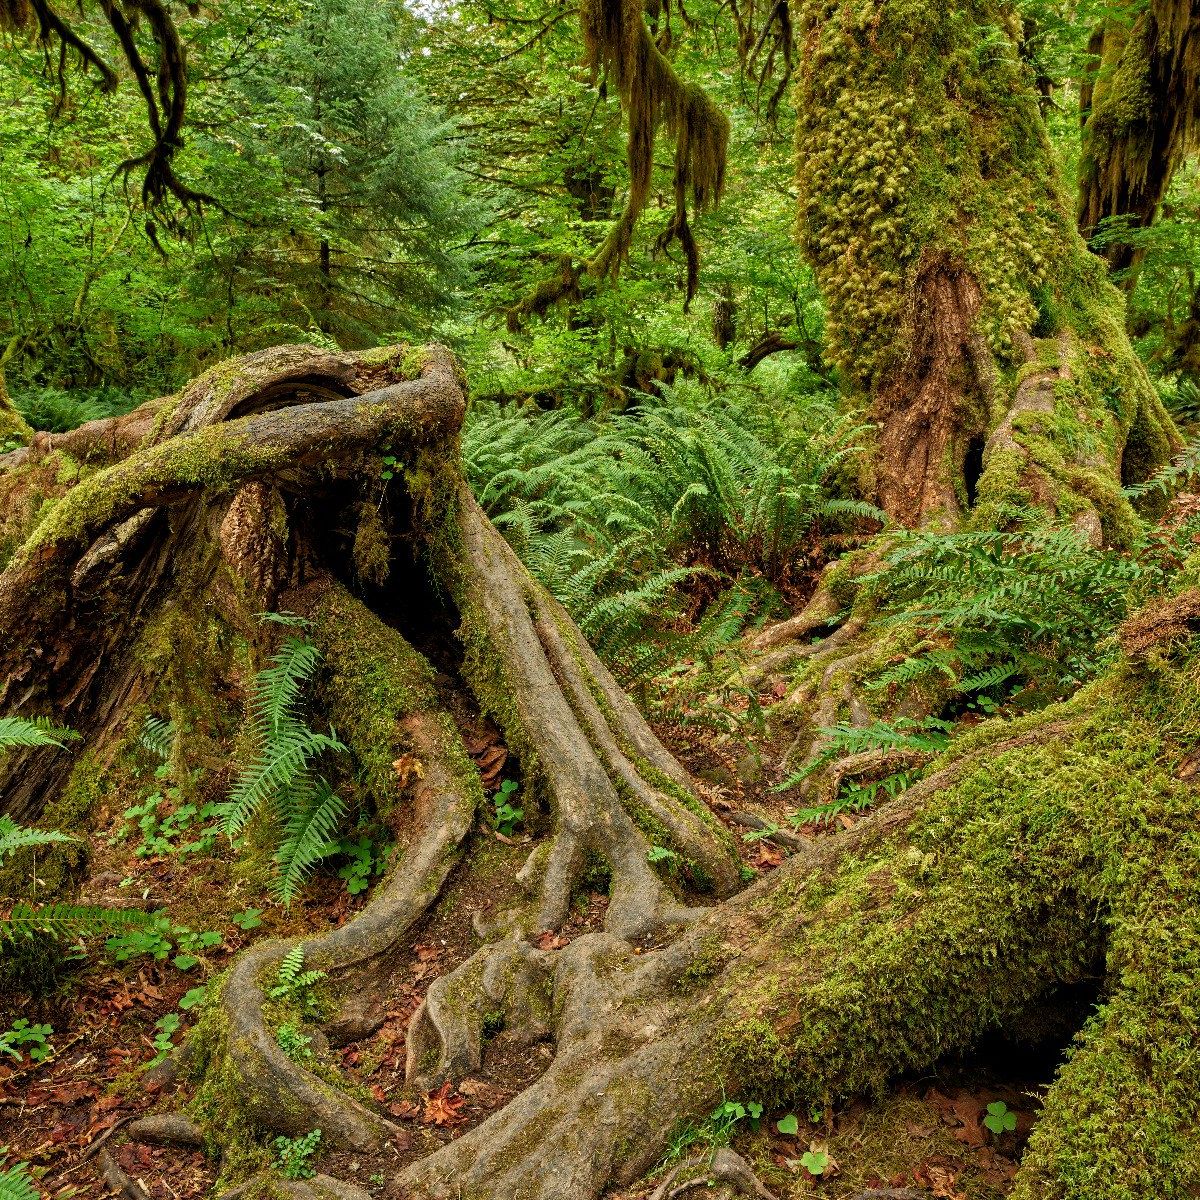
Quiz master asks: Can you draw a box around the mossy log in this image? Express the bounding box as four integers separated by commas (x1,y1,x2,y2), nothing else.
1,346,1197,1200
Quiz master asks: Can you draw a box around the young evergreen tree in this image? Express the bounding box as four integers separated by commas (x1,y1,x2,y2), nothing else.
224,0,470,342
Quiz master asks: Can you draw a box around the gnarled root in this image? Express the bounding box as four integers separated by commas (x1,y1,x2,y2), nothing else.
0,341,743,1164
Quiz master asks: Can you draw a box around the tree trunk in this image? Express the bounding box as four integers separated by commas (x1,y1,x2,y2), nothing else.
1,341,1197,1200
795,0,1178,531
1077,0,1200,278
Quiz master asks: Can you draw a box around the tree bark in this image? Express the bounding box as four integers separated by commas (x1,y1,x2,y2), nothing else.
795,0,1178,531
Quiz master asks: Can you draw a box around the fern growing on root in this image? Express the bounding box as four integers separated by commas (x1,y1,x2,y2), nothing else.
220,624,349,906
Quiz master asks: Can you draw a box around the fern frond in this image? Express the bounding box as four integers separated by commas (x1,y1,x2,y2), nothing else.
139,716,175,762
0,717,76,752
271,779,347,906
0,816,75,860
0,1161,39,1200
0,902,156,943
222,723,344,837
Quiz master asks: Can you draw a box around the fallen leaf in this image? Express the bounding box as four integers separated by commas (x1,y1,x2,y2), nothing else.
753,843,784,869
421,1082,467,1127
393,755,425,788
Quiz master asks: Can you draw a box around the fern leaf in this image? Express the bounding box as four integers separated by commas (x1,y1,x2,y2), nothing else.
1,902,156,943
271,778,347,906
0,816,75,860
0,1162,39,1200
0,717,76,752
139,716,175,762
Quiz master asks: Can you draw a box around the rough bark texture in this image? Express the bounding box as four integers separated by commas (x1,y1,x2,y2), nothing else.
795,0,1179,531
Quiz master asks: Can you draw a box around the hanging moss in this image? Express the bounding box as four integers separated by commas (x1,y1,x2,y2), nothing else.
1077,0,1200,274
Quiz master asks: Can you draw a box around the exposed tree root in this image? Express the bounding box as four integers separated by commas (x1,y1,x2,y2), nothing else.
649,1148,778,1199
5,345,1198,1200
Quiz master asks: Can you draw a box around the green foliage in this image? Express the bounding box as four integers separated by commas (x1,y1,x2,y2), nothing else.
665,1097,765,1161
138,716,176,763
269,946,326,1015
0,0,471,406
179,985,210,1012
775,717,954,826
776,1113,799,1136
0,1020,53,1064
0,902,157,947
465,383,873,680
221,629,349,906
104,910,221,971
1122,433,1200,501
800,1149,830,1176
14,386,135,434
116,768,221,860
0,1159,39,1200
870,527,1145,698
0,817,75,859
148,1013,181,1068
491,780,524,837
333,836,389,897
276,1023,314,1062
231,908,264,931
273,1129,322,1180
985,1100,1017,1135
0,717,76,752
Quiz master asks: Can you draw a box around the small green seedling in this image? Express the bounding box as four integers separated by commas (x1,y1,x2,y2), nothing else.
647,844,679,866
179,985,209,1011
708,1098,763,1143
776,1113,799,1136
984,1100,1017,1135
231,907,263,930
380,454,398,481
273,1129,322,1180
335,835,389,896
0,1020,53,1064
800,1149,829,1176
493,780,524,836
276,1023,313,1061
149,1013,180,1067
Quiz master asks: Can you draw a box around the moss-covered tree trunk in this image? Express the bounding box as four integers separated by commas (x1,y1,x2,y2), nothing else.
795,0,1178,532
1,339,1197,1200
1077,0,1200,278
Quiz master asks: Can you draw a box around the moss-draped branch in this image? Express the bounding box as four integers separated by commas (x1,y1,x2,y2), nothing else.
509,0,728,326
0,0,211,223
1077,0,1200,276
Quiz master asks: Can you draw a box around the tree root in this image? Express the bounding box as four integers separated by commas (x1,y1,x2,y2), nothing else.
649,1149,779,1199
126,1114,205,1148
97,1150,151,1200
7,343,1197,1200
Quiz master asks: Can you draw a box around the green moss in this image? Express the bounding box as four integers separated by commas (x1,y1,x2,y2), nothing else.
704,647,1200,1197
0,748,115,902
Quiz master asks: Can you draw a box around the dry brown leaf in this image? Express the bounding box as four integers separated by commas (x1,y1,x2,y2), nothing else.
421,1081,467,1127
392,754,424,788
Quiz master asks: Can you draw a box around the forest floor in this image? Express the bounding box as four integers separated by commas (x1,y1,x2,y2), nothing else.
1,653,1067,1200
